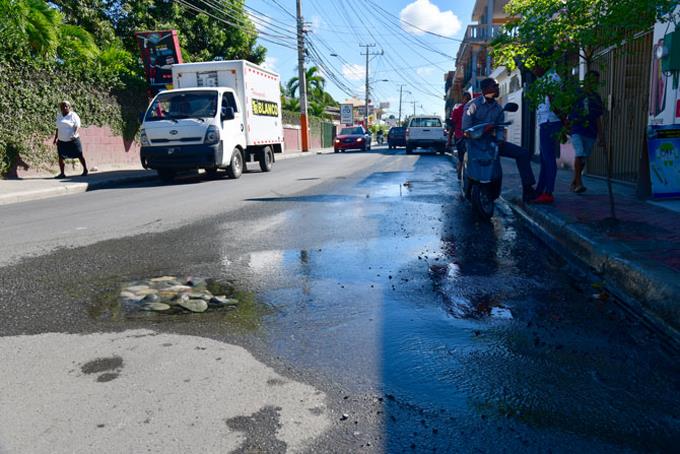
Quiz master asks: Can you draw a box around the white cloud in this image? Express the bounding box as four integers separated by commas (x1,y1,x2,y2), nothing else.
416,66,435,77
262,56,278,72
342,64,365,81
400,0,461,37
309,15,322,33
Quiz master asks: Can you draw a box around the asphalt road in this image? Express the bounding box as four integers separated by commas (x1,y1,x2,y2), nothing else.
1,146,678,453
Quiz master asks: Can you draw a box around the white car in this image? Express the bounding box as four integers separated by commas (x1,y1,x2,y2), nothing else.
405,116,447,154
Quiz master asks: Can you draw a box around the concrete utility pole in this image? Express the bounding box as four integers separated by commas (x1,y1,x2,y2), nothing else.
397,84,409,126
360,44,382,127
296,0,309,152
407,100,418,117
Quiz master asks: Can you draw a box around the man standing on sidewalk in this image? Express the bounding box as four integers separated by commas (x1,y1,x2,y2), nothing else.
533,68,562,204
569,70,604,193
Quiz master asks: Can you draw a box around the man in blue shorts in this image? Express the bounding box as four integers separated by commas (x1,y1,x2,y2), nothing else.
569,71,604,193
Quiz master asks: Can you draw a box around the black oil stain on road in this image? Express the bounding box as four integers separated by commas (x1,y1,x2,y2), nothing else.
226,406,287,454
81,356,123,382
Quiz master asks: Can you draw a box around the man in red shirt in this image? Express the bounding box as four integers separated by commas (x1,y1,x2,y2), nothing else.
447,92,472,179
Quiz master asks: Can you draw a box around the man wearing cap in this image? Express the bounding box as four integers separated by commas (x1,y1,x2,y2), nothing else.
462,78,536,202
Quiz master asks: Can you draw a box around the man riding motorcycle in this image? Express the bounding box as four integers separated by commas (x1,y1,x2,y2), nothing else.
462,78,537,202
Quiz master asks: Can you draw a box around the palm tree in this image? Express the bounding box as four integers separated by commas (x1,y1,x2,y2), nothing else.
282,97,300,112
0,0,99,60
286,66,325,99
0,0,61,57
308,101,326,118
58,24,100,60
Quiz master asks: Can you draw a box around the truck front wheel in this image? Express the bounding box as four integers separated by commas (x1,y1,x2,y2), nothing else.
259,146,274,172
226,148,243,179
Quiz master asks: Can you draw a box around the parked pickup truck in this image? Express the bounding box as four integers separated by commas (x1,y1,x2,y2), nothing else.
405,115,447,154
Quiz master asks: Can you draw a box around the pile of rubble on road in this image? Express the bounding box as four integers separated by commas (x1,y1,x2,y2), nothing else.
119,276,239,314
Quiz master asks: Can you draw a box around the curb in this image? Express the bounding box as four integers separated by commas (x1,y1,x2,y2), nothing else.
501,195,680,347
0,148,334,206
0,173,157,206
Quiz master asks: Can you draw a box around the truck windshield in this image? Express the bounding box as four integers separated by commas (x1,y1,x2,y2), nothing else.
145,91,218,121
409,118,442,128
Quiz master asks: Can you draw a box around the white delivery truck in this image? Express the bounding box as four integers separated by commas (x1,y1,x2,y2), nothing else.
140,60,284,182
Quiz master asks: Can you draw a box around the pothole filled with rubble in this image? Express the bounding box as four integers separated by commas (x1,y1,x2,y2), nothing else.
89,276,266,326
118,275,237,314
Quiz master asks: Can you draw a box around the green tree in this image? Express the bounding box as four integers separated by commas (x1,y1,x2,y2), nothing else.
284,66,338,118
106,0,265,63
493,0,677,72
0,0,61,57
50,0,117,44
492,0,678,220
287,66,326,99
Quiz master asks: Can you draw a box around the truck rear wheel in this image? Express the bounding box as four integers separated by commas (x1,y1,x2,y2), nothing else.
226,148,243,179
259,146,274,172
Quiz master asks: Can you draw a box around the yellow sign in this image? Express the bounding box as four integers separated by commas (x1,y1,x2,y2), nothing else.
252,99,279,117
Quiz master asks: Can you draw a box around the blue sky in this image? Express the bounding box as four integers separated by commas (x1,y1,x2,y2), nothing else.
245,0,476,119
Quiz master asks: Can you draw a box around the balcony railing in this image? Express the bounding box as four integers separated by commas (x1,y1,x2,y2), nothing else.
464,24,501,43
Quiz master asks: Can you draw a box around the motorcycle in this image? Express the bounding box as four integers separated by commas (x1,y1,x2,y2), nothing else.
460,102,518,220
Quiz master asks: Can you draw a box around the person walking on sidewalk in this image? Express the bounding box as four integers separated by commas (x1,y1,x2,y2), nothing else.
53,101,88,179
463,78,536,201
569,70,604,193
447,92,472,179
533,68,563,204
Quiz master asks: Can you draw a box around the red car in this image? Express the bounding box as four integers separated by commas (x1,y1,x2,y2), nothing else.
334,126,372,152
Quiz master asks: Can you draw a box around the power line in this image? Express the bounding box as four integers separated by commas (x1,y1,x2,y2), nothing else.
175,0,298,49
366,0,465,42
198,0,297,41
264,0,296,20
342,0,443,100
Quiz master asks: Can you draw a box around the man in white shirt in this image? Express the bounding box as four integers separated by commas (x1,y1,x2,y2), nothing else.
53,100,88,178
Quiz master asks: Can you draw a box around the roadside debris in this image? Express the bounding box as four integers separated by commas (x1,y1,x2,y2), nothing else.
119,276,239,314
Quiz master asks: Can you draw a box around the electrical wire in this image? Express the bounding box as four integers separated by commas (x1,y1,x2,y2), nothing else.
366,0,464,42
175,0,298,50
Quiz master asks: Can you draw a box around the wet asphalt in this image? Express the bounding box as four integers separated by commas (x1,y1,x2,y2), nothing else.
1,146,678,453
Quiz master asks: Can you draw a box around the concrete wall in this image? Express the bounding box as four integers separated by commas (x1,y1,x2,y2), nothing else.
13,123,326,178
15,126,141,178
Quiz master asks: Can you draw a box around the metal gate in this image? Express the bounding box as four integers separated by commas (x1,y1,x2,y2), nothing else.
320,121,336,148
588,31,653,183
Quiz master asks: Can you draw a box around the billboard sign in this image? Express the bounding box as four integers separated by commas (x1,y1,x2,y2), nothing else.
340,103,353,124
648,124,680,198
135,30,183,93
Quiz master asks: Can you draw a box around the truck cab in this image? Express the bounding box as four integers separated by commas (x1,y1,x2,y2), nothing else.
140,88,247,181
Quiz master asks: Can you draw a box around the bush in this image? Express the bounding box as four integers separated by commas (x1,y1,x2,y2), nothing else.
0,58,147,176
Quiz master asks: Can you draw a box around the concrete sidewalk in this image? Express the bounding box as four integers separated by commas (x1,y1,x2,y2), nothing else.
0,148,333,206
501,159,680,339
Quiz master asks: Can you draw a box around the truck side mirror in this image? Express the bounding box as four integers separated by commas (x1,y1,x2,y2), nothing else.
503,103,519,113
222,107,235,121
